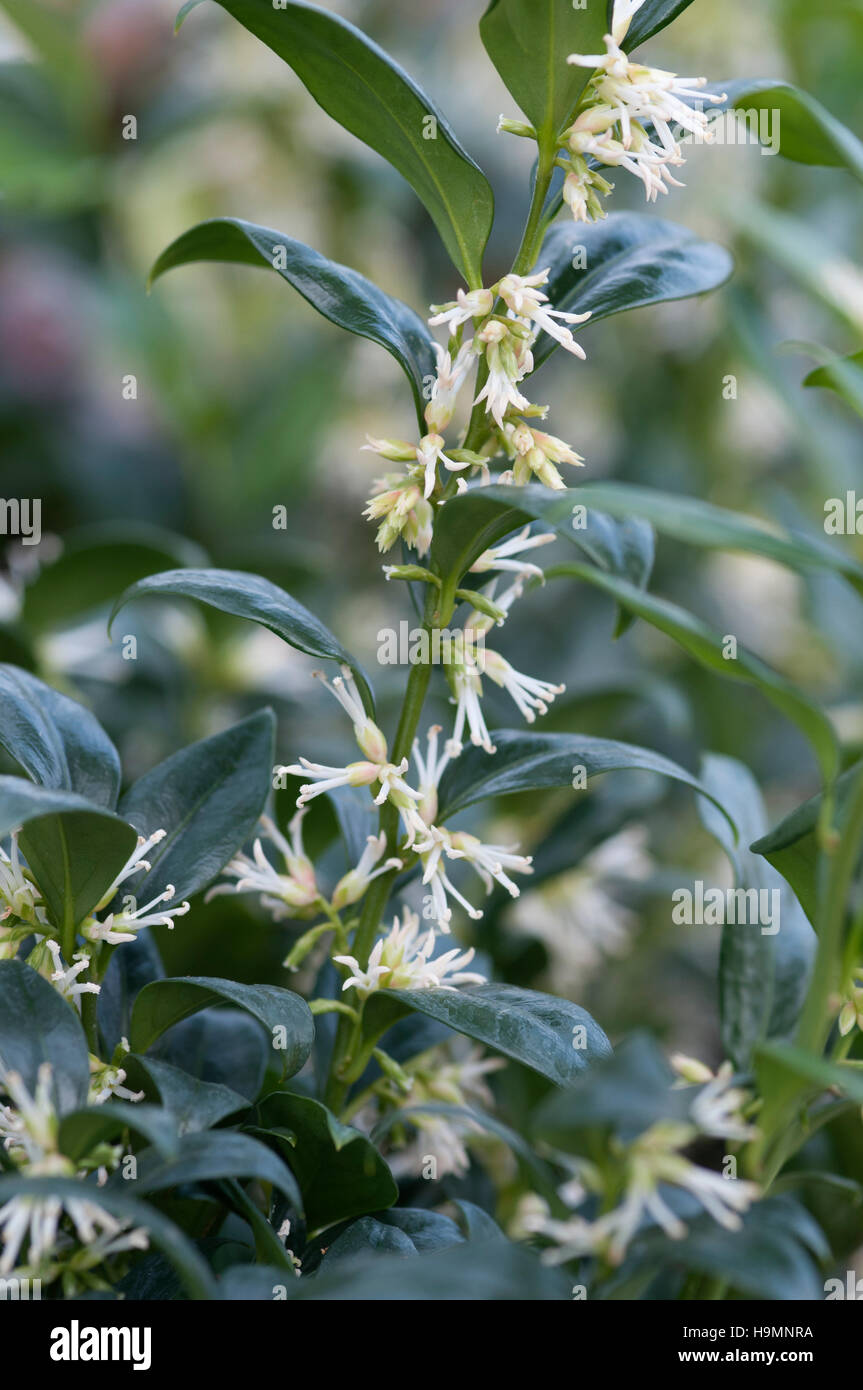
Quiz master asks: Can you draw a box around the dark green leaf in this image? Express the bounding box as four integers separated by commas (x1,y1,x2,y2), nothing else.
119,710,275,903
110,567,374,713
0,664,121,807
281,1239,570,1299
479,0,610,141
365,983,611,1087
129,976,314,1083
567,480,863,596
112,1129,302,1213
622,1,696,50
546,562,839,782
57,1102,181,1164
714,80,863,182
534,1034,690,1146
207,0,494,283
698,755,815,1067
0,777,138,930
150,219,436,423
533,215,733,366
437,728,733,829
253,1091,397,1232
123,1054,249,1134
430,483,654,613
751,762,862,922
0,958,90,1114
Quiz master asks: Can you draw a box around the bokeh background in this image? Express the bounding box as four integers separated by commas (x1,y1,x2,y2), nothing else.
1,0,862,1099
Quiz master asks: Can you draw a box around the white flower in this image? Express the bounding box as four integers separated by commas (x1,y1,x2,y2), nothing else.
0,1188,148,1276
428,287,494,332
88,1046,145,1106
332,833,403,911
495,271,591,357
473,320,534,427
416,826,484,930
504,421,584,488
470,526,556,580
838,976,863,1036
334,908,485,998
0,1062,57,1161
611,0,647,44
43,942,100,1010
363,473,434,556
424,342,474,432
446,656,495,755
93,828,168,911
206,812,319,920
83,886,190,944
314,665,388,764
415,825,532,929
382,1041,505,1179
280,756,382,801
532,1121,760,1266
479,647,565,724
0,833,45,929
680,1060,759,1143
446,829,534,898
410,724,452,825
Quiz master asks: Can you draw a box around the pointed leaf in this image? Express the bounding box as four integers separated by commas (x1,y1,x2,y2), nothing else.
150,219,436,422
119,710,275,903
129,976,314,1083
364,983,611,1087
0,958,90,1114
713,79,863,182
207,0,494,283
533,214,733,366
0,664,121,807
110,567,374,712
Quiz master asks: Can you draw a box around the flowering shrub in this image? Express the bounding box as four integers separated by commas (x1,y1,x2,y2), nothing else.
2,0,863,1303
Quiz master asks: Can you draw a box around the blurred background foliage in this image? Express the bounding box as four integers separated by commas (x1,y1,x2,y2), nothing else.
1,0,861,1150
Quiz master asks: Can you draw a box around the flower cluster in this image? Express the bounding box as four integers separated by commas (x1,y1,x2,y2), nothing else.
0,1060,148,1287
520,1117,760,1267
558,0,725,223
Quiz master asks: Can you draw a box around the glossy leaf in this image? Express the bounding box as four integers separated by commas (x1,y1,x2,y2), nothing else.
479,0,610,141
714,79,863,182
567,480,863,596
534,1033,691,1146
622,1,696,50
253,1091,397,1231
0,958,90,1114
208,0,494,283
123,1054,249,1134
804,349,863,419
110,567,374,713
533,215,733,366
129,976,314,1082
119,710,275,902
437,728,733,828
113,1128,302,1213
364,983,611,1087
697,754,815,1068
546,561,839,782
57,1102,181,1164
150,219,436,422
750,763,862,923
0,664,121,807
0,777,138,929
430,482,654,611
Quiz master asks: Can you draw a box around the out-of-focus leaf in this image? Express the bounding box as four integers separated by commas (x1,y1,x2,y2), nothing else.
804,349,863,419
714,79,863,182
697,754,815,1067
123,1055,249,1134
546,562,839,782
